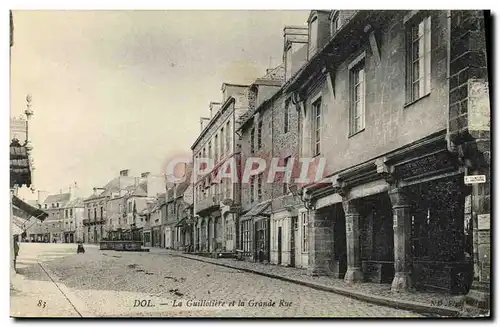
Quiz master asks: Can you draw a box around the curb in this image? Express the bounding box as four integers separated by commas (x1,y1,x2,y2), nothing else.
38,262,94,317
171,252,461,317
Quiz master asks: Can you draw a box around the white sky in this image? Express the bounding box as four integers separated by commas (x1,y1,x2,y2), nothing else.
10,10,309,200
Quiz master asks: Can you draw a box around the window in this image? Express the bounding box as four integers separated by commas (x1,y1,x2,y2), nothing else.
250,176,255,203
407,16,431,103
285,46,292,81
56,203,59,208
283,156,291,194
284,100,290,133
226,121,231,152
349,61,365,135
331,13,341,35
93,208,97,219
250,128,255,154
220,127,224,157
312,98,322,156
65,209,68,218
87,209,91,219
241,220,252,255
309,17,318,58
70,208,73,218
214,135,218,161
100,206,103,219
208,140,212,160
257,174,263,202
302,212,309,252
44,204,47,209
128,201,132,213
257,120,263,149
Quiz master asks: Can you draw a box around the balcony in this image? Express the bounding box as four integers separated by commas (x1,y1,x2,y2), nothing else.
83,219,90,226
195,193,223,215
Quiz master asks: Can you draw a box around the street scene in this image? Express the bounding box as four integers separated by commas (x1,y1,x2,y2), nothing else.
10,9,491,318
12,243,422,317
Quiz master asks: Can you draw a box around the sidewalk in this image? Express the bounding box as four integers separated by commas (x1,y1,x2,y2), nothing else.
10,264,81,318
150,248,465,317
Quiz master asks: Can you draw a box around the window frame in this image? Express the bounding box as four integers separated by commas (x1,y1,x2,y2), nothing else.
348,51,366,136
308,16,319,58
405,15,432,105
257,120,263,150
311,96,322,157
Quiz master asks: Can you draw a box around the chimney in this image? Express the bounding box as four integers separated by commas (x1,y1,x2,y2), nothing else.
120,169,129,177
209,102,222,118
283,26,309,82
221,83,249,104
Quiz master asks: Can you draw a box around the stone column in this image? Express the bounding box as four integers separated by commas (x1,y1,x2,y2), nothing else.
470,169,490,287
307,208,334,276
342,200,363,283
388,187,412,292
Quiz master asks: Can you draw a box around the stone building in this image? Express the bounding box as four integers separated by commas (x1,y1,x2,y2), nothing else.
281,9,489,312
191,84,249,254
63,197,84,243
40,192,72,242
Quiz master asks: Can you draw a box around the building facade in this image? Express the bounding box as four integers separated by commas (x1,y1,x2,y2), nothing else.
191,84,249,254
280,10,489,311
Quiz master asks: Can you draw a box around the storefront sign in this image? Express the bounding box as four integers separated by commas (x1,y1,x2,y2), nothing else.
477,214,490,230
464,175,486,184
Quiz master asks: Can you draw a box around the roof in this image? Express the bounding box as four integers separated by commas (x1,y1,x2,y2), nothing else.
255,64,285,83
284,10,363,93
238,64,287,131
191,96,236,150
44,193,71,204
66,197,84,208
242,199,272,219
12,195,48,221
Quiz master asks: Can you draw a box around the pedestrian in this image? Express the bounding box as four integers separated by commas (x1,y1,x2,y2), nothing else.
13,235,19,271
77,241,85,254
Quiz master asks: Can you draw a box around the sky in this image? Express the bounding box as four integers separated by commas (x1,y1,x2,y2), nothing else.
10,10,309,201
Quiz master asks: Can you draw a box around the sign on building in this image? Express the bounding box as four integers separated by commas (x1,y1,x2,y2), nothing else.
464,175,486,184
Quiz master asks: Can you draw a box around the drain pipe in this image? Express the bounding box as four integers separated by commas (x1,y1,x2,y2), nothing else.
446,10,453,153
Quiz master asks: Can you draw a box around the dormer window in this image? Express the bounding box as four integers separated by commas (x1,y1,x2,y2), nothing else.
330,12,341,36
308,16,318,58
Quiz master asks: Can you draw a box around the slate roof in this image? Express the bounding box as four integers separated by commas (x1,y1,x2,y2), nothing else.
66,197,84,208
44,193,71,204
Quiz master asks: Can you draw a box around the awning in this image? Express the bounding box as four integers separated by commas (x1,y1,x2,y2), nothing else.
242,200,272,219
12,195,48,221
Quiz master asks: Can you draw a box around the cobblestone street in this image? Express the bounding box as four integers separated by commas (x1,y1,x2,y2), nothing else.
11,243,422,317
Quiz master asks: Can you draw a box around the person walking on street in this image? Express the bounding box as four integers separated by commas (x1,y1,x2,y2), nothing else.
13,235,19,272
